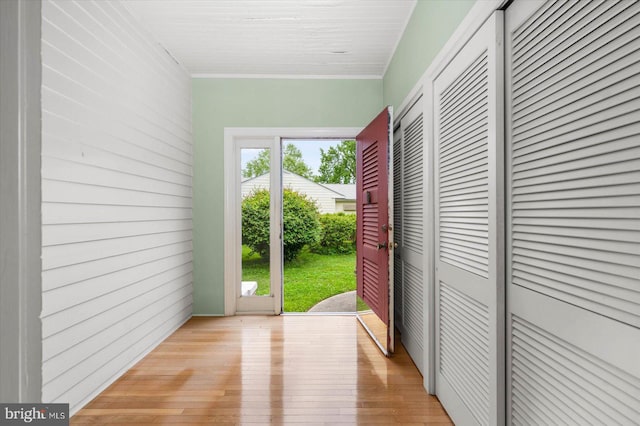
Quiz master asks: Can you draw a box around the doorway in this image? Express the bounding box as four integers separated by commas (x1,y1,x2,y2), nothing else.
238,137,358,313
223,128,361,316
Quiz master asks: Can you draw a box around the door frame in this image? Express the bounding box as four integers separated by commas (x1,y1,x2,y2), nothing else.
223,127,361,316
234,136,283,314
0,0,43,403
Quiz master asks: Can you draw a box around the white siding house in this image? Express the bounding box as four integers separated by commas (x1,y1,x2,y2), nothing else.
242,171,355,214
324,184,357,213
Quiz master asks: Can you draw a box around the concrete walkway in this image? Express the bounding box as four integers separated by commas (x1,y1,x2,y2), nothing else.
308,290,356,312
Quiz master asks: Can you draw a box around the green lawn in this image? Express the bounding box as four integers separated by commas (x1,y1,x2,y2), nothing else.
241,246,355,312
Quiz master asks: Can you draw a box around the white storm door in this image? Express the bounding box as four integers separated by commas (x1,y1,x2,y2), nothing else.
434,11,504,426
236,137,282,314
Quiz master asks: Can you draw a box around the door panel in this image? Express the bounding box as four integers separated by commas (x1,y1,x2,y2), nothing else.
394,98,425,374
236,137,282,314
506,1,640,423
434,11,504,426
393,126,403,328
356,106,394,354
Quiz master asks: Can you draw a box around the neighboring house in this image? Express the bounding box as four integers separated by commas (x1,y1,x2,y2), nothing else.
323,184,356,213
242,171,356,214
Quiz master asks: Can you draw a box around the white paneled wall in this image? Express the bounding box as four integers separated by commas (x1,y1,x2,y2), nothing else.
41,0,192,413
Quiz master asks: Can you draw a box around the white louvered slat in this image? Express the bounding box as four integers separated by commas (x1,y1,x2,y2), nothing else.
393,129,403,324
41,0,192,414
403,262,423,367
435,12,503,425
394,98,425,374
403,114,424,254
439,283,490,425
439,52,490,279
394,254,403,326
506,0,640,422
511,316,640,425
510,0,640,327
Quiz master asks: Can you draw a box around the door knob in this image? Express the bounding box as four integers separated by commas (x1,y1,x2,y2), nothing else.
377,242,388,250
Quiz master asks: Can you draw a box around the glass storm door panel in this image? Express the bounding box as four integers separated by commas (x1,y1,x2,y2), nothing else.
237,139,282,314
356,106,394,355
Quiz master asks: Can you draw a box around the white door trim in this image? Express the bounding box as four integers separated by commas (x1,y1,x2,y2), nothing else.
223,127,362,316
433,11,505,425
0,0,42,403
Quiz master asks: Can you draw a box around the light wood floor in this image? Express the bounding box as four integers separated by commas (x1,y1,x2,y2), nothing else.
72,315,452,425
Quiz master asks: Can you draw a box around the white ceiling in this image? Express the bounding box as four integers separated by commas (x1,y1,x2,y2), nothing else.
123,0,417,77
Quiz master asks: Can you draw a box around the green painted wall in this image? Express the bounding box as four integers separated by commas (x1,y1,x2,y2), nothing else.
192,0,476,314
192,78,383,314
383,0,476,111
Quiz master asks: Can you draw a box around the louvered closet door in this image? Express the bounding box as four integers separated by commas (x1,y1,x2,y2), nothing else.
395,98,425,374
393,126,403,328
506,1,640,424
434,12,504,426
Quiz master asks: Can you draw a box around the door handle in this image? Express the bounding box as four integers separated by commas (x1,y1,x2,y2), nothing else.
377,242,388,250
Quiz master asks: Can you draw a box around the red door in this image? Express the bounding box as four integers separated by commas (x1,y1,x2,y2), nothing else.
356,107,392,326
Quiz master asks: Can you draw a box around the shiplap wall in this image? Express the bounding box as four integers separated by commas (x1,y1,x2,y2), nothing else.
41,0,192,413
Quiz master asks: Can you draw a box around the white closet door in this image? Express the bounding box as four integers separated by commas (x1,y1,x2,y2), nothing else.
394,98,425,374
434,12,504,426
393,125,404,329
506,1,640,424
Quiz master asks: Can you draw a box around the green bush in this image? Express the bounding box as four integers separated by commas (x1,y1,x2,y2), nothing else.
311,212,357,255
241,189,271,259
242,188,320,262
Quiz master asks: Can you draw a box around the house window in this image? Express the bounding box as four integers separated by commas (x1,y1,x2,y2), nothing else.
342,203,356,211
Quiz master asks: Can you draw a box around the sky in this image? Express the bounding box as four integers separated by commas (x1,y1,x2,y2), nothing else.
241,139,343,176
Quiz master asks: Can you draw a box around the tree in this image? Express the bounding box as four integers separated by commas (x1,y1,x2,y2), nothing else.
243,144,314,179
242,188,320,262
242,149,270,179
282,144,314,178
315,140,356,184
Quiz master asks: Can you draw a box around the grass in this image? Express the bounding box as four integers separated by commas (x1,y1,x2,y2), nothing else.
241,245,355,312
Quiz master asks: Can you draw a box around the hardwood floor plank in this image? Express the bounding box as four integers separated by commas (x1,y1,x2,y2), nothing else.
72,316,452,425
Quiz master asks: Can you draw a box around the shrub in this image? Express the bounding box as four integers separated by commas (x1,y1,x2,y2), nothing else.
241,189,271,259
311,212,357,255
242,188,320,262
